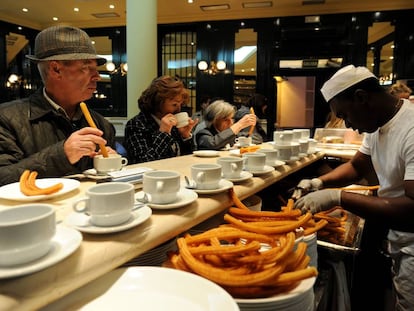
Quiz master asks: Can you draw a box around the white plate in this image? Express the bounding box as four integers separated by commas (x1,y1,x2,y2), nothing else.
235,276,316,305
229,149,241,157
135,188,198,210
193,179,233,194
234,143,256,148
248,165,275,176
224,171,253,183
43,266,240,311
0,226,82,279
0,178,80,202
193,150,220,157
266,160,286,168
64,206,152,234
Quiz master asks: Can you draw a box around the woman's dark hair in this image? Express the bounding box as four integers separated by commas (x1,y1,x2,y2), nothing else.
138,75,189,114
246,93,268,119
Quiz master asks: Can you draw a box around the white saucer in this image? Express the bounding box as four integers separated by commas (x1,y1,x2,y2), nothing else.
224,171,253,183
286,157,300,165
193,150,220,157
193,179,233,194
266,160,286,168
234,143,256,148
135,188,198,210
64,206,152,234
229,149,241,157
0,226,82,279
248,165,275,176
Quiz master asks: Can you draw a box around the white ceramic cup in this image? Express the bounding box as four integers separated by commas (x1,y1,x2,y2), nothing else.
191,163,222,190
273,130,293,145
143,170,181,204
273,144,293,161
72,182,134,227
259,148,280,166
298,139,310,156
235,136,252,147
242,152,266,171
217,156,244,179
292,129,303,142
0,204,56,266
300,129,311,139
93,154,128,174
290,142,300,158
308,138,318,153
174,112,189,128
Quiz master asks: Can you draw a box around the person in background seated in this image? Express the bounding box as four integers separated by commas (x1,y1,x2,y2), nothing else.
389,81,412,99
0,25,116,186
293,65,414,311
324,111,346,128
234,93,268,144
124,75,198,164
195,100,256,150
192,94,211,123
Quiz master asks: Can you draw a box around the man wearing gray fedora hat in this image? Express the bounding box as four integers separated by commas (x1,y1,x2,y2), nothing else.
0,25,116,186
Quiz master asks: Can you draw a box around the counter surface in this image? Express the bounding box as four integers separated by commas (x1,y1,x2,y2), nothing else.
0,148,323,311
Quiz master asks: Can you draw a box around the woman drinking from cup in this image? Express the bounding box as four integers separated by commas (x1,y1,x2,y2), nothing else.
195,100,256,150
124,76,198,164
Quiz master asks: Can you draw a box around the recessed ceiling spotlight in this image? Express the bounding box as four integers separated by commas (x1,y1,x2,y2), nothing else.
200,4,230,11
53,17,58,21
74,8,79,12
242,2,272,8
109,4,115,9
188,0,194,3
22,8,28,13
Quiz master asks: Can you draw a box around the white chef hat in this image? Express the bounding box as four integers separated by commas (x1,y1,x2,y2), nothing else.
320,65,377,102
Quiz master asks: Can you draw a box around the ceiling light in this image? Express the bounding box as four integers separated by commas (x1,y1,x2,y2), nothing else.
22,8,28,13
53,17,58,21
242,2,272,8
200,4,230,11
109,5,115,9
74,8,79,12
302,0,325,4
92,12,120,18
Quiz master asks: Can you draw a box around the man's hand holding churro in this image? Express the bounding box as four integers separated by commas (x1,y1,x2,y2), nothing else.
64,127,111,164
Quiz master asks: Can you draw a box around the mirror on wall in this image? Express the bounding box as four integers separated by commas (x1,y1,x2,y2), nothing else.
366,21,395,85
234,28,257,105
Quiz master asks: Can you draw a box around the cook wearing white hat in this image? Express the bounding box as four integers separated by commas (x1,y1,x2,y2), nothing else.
320,64,377,102
294,64,414,311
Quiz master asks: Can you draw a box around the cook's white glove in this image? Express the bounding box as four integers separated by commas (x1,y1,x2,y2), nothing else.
294,189,342,214
291,178,323,200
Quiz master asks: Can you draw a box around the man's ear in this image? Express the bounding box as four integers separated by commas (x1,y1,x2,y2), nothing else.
49,61,61,76
354,89,369,104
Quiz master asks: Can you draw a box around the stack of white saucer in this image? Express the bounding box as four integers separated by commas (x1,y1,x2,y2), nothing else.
122,237,177,267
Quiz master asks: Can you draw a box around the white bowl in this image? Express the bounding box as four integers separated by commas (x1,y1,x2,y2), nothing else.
0,204,56,266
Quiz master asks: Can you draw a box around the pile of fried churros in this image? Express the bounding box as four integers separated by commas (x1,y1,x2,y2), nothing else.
19,170,63,196
165,188,327,299
314,207,348,244
239,145,261,154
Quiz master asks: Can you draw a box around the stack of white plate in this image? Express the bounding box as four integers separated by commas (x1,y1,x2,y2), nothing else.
122,237,177,267
235,277,316,311
304,233,318,268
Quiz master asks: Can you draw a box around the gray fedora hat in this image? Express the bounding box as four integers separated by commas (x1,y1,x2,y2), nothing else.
26,25,106,66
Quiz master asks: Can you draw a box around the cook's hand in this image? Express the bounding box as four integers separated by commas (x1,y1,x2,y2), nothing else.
291,178,323,200
294,189,342,214
64,127,107,164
